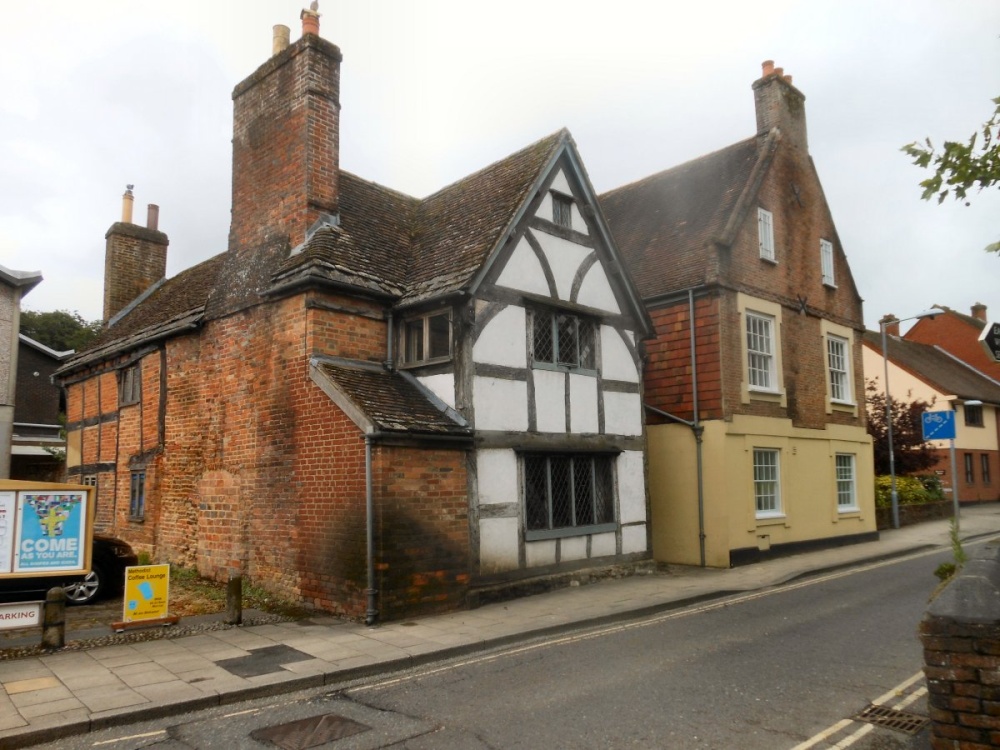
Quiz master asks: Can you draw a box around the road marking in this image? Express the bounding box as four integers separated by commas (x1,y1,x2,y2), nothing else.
92,730,166,746
792,670,927,749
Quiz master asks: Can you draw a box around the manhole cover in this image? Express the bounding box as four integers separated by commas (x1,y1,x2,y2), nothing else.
251,713,371,750
854,704,930,735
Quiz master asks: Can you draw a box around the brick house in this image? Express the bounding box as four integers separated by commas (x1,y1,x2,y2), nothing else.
904,303,1000,381
55,11,652,621
600,61,876,567
863,330,1000,504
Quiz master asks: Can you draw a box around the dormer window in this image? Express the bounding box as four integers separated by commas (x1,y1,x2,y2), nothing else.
552,192,573,228
532,308,595,371
401,310,451,365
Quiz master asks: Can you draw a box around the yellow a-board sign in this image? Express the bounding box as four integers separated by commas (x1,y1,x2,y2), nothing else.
123,564,170,622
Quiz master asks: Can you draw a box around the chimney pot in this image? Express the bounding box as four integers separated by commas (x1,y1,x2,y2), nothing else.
147,204,159,231
774,67,784,78
273,24,290,54
784,74,793,84
761,60,775,77
301,3,320,37
972,302,987,321
122,185,134,224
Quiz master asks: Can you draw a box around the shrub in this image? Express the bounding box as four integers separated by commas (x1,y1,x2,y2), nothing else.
873,475,943,508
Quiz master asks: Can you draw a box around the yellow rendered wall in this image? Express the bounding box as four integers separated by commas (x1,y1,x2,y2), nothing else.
648,416,876,567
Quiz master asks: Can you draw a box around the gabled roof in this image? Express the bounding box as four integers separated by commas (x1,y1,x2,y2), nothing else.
863,331,1000,404
599,135,771,298
19,334,72,361
64,128,652,373
310,357,471,438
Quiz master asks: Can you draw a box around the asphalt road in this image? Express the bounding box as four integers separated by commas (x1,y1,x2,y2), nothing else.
28,544,957,750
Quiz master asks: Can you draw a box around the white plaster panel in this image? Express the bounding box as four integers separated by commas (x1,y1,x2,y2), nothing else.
495,237,552,297
621,524,648,555
534,369,566,433
569,373,598,434
603,391,643,436
417,373,456,409
570,203,588,235
525,540,556,567
473,306,527,368
617,450,646,524
550,170,573,195
535,233,592,302
560,536,588,562
476,449,518,506
474,377,528,431
479,518,520,574
590,532,617,558
601,326,639,383
577,265,620,314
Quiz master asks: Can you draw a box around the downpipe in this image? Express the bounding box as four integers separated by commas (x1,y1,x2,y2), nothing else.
364,434,379,626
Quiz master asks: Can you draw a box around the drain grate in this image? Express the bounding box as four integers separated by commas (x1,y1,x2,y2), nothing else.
854,704,930,735
251,713,371,750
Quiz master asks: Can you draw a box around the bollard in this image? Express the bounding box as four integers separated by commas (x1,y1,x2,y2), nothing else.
225,575,243,625
41,587,66,649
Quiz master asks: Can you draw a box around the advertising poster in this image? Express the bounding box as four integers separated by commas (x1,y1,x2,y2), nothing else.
0,491,14,574
13,492,87,572
124,564,170,622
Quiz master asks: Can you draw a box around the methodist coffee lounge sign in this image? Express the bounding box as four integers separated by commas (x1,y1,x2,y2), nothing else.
0,481,93,576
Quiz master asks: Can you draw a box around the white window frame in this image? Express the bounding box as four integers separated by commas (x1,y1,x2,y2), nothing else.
758,208,775,261
826,335,851,404
835,453,858,511
746,312,776,391
820,239,835,286
753,448,782,518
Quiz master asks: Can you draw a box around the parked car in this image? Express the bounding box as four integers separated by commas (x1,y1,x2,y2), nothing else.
0,534,138,605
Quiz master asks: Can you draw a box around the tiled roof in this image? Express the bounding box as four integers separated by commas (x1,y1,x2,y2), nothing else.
315,360,471,436
599,137,763,298
863,331,1000,404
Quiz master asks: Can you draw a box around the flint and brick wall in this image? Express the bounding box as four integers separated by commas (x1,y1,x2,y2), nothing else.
922,543,1000,749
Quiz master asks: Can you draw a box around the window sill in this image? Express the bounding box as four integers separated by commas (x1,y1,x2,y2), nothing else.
525,522,617,541
532,362,597,376
823,281,837,289
755,513,786,526
748,388,784,403
837,507,860,517
830,400,856,411
760,255,778,265
128,516,145,524
398,356,453,369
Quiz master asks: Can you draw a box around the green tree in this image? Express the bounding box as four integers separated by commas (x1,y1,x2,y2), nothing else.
865,378,937,476
19,310,102,352
902,96,1000,254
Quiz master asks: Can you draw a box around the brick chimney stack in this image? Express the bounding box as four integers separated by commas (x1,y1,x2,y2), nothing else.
104,186,168,323
880,314,900,338
752,59,808,152
972,302,987,322
229,2,341,255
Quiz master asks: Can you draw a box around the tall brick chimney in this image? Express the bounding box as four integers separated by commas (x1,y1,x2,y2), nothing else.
971,302,987,322
752,59,808,152
229,3,341,254
880,314,900,338
103,186,168,322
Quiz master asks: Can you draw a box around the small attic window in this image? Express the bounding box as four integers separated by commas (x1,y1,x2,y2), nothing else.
552,192,573,229
401,310,452,365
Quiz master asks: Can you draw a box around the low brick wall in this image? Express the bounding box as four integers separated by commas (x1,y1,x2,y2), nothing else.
876,501,955,530
920,542,1000,749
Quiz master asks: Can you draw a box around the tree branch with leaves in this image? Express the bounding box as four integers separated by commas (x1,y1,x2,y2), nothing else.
902,96,1000,254
865,378,938,476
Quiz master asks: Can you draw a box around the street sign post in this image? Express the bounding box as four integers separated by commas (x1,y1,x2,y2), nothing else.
922,410,960,530
980,320,1000,362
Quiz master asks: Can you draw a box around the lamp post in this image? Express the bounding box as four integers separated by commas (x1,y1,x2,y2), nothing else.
880,310,939,529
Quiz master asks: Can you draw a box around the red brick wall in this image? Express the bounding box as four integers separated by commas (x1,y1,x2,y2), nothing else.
644,294,723,423
925,449,1000,504
907,313,1000,381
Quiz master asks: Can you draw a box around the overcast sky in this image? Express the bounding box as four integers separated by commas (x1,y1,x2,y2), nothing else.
2,0,998,334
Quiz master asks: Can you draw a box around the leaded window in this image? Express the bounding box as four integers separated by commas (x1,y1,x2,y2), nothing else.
119,363,140,406
753,448,781,517
532,309,595,371
524,453,615,537
130,471,146,519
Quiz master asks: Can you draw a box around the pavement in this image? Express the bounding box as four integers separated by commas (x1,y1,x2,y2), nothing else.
2,504,998,750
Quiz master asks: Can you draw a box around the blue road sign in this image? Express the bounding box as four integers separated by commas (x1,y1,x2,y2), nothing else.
922,410,956,441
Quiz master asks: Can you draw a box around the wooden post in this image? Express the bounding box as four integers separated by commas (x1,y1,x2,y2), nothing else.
225,575,242,625
41,588,66,649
